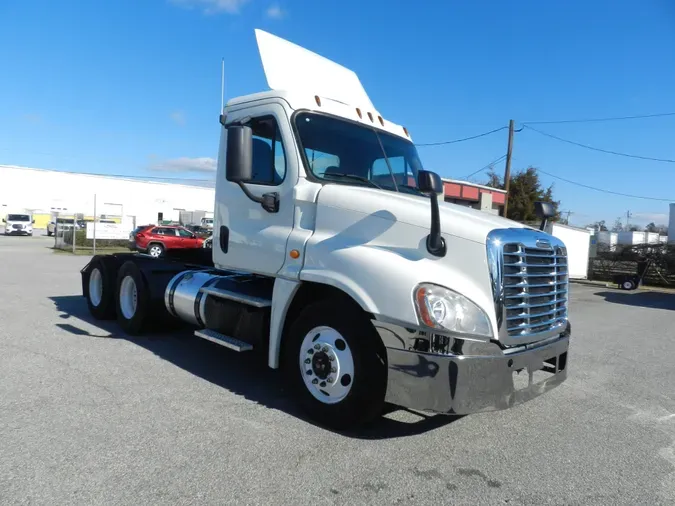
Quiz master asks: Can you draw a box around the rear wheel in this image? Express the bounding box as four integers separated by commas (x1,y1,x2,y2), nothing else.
621,279,636,290
148,243,164,258
282,298,387,430
85,257,116,320
115,261,150,335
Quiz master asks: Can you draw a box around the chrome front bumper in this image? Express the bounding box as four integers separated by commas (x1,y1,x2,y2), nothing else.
380,324,570,415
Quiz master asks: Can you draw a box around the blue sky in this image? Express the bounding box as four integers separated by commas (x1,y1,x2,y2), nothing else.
1,0,674,227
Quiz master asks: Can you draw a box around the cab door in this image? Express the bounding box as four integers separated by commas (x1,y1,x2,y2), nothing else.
213,101,298,276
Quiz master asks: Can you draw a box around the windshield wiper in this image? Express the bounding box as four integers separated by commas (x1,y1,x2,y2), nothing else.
324,173,383,189
398,184,426,196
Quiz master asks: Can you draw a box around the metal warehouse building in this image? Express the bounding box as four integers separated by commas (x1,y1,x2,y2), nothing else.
1,164,510,230
0,165,215,229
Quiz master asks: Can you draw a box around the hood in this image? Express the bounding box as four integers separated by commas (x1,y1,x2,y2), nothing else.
316,184,529,244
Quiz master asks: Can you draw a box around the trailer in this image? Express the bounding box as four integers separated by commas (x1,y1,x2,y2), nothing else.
547,222,591,279
79,29,571,430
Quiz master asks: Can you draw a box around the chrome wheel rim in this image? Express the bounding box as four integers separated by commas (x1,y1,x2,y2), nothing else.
89,268,103,307
299,326,354,404
119,275,138,319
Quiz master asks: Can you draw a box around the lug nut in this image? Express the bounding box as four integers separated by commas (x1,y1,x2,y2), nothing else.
314,344,320,350
322,346,328,353
307,349,314,354
320,381,326,387
329,355,335,362
331,367,336,373
304,358,311,364
327,376,334,383
312,378,318,384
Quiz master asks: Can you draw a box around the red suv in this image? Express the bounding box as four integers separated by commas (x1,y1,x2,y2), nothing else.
133,225,205,258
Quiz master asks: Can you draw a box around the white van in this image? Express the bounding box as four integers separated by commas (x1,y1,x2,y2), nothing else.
200,217,214,230
3,213,34,236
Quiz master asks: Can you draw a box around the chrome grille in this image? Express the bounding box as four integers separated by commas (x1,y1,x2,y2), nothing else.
502,243,568,338
487,228,569,346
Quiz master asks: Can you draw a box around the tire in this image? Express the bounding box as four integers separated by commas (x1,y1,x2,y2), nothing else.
282,298,387,430
115,261,151,335
84,257,117,320
147,243,164,258
622,279,636,290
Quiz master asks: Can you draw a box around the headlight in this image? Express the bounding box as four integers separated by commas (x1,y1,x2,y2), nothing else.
414,283,493,338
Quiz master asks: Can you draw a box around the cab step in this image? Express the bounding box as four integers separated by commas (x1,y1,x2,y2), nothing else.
194,328,253,352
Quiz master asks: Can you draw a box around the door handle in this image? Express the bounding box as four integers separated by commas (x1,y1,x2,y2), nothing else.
219,226,229,253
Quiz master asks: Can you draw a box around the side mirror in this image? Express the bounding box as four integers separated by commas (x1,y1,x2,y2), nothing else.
226,125,253,182
535,201,555,231
224,123,279,214
417,170,446,257
1,219,4,223
32,219,35,224
418,170,443,194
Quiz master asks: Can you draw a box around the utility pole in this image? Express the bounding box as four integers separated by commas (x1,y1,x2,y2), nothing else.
626,210,632,229
502,119,515,217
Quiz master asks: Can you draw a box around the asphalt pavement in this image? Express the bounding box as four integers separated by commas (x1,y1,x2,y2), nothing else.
1,233,675,505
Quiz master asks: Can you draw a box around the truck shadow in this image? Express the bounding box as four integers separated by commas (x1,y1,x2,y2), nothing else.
594,290,675,311
49,295,462,439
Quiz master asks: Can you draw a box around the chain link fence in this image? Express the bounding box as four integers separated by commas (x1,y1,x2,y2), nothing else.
52,213,131,254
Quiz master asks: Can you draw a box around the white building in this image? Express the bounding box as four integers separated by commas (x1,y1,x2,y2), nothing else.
0,165,215,229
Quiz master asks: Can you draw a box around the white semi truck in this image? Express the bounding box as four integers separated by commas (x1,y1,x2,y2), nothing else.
80,29,571,429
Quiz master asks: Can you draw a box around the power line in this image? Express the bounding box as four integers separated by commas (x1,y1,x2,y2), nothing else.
522,111,675,125
460,154,507,180
416,126,507,147
524,125,675,163
534,167,672,202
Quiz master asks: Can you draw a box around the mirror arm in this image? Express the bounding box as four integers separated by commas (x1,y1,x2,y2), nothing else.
539,217,548,231
426,192,446,257
237,182,279,213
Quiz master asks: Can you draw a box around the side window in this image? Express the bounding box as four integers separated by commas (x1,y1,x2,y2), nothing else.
248,116,286,185
177,228,193,237
150,228,161,235
371,156,415,187
305,149,340,177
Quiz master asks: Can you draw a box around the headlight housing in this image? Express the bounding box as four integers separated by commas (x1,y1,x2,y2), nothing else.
414,283,493,339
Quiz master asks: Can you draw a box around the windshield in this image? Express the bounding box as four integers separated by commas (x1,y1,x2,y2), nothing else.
294,112,425,195
7,214,30,222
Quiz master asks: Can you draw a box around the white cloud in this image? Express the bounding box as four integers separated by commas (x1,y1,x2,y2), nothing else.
151,157,217,173
265,4,285,19
170,111,186,126
168,0,249,14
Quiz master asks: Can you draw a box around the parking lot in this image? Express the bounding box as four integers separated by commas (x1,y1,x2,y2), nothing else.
1,233,674,505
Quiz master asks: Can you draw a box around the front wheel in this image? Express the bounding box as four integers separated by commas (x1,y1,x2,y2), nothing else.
282,299,387,430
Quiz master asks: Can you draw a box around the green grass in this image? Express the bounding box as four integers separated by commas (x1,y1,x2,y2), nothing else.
51,247,133,256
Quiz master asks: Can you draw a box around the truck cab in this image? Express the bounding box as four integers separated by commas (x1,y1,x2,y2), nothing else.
80,29,571,430
3,213,34,236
